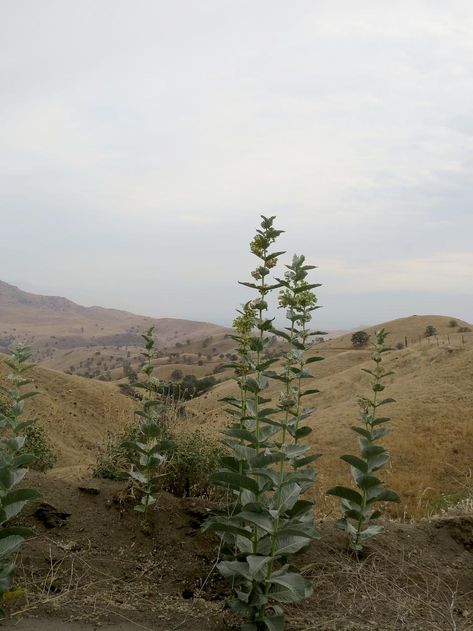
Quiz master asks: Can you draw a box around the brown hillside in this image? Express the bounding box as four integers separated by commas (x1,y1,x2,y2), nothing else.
0,279,228,350
188,315,473,517
0,279,230,381
0,356,137,474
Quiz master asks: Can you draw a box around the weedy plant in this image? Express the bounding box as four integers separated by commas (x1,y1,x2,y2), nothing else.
204,216,322,631
24,423,56,472
327,329,399,552
123,328,174,523
161,428,226,498
0,346,40,616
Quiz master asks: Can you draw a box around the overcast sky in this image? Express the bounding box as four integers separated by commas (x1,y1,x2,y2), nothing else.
1,1,472,328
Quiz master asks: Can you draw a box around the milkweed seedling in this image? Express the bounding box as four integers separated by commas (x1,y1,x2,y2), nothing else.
204,217,322,631
327,329,399,552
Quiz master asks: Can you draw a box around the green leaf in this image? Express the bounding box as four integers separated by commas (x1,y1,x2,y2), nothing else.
286,500,314,518
356,474,382,491
0,532,28,560
360,524,384,539
300,389,320,397
269,572,312,603
210,471,259,495
373,489,400,502
294,426,312,439
204,521,253,540
341,454,368,473
293,454,320,468
305,356,324,364
247,555,273,578
218,560,251,581
2,488,40,521
326,486,363,506
375,397,396,407
278,483,302,513
252,452,285,468
239,510,274,533
265,615,285,631
274,535,311,556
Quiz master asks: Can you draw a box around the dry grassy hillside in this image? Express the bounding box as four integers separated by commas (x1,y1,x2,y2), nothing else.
188,315,473,517
0,279,231,382
0,279,228,353
0,356,137,474
2,311,472,517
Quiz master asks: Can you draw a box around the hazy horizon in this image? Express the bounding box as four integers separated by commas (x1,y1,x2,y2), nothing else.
1,1,472,328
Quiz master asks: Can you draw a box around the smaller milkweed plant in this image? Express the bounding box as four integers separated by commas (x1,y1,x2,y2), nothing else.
0,346,40,616
327,329,399,552
204,216,323,631
123,328,174,523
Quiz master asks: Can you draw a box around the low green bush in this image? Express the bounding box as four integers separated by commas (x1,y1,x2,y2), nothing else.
93,424,224,498
24,423,57,472
92,424,140,480
162,428,226,498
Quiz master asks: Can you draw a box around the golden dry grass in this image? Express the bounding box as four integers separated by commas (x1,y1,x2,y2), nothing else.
0,357,137,473
187,315,473,518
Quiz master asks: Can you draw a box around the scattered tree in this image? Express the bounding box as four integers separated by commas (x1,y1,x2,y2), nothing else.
351,330,370,348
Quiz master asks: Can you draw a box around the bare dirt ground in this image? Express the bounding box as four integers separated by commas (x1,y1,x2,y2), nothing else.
5,472,473,631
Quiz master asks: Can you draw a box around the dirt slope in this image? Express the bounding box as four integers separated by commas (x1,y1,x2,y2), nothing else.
8,473,473,630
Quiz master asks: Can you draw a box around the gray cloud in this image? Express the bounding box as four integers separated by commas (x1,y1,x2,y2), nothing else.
1,1,472,327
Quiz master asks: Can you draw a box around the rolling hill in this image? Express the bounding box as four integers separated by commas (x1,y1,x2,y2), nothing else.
187,314,473,517
0,279,231,379
1,285,472,519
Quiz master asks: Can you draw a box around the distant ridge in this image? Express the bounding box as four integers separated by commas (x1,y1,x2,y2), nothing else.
0,279,230,360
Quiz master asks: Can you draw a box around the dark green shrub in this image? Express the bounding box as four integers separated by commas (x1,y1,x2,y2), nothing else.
351,331,370,348
424,325,437,337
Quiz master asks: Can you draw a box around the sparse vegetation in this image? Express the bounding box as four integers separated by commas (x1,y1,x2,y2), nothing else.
92,424,140,480
162,429,225,498
24,423,57,471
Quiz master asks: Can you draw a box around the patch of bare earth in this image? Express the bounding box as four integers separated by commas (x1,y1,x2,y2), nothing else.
5,473,473,630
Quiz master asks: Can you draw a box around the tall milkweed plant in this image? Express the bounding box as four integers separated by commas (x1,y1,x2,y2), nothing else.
204,216,323,631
